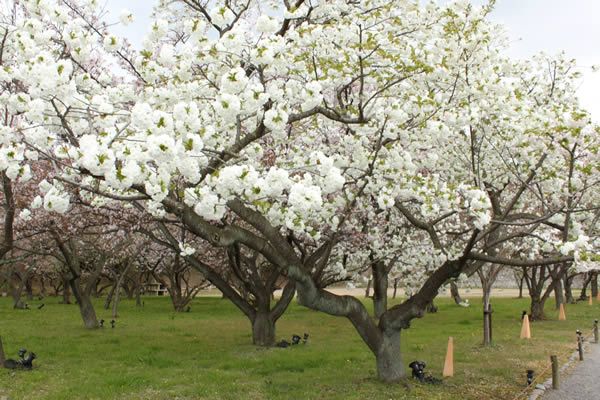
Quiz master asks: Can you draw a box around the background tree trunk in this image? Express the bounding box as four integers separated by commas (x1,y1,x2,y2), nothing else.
591,272,598,298
564,275,576,304
112,262,133,318
554,278,564,309
104,284,116,310
450,282,465,305
60,275,71,304
70,277,100,329
11,283,25,309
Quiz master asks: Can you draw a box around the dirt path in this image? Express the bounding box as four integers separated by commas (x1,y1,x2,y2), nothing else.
539,341,600,400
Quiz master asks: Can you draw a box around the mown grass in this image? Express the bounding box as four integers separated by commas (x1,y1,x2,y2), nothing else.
0,293,598,399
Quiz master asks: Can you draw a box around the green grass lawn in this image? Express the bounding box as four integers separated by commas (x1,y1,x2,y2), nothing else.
1,294,598,399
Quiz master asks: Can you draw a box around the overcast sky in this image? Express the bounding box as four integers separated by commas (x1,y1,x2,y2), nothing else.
103,0,600,120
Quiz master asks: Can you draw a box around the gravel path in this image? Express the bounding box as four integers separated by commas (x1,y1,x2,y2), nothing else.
538,341,600,400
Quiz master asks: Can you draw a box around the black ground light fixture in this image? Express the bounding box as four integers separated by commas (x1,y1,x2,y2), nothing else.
3,348,37,370
526,369,534,386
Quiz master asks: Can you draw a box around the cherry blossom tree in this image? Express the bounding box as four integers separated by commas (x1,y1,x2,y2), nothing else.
4,0,599,381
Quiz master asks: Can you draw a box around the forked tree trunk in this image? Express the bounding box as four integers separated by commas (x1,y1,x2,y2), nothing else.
530,297,546,321
11,284,25,309
112,263,133,318
375,329,404,382
392,279,399,299
518,277,524,298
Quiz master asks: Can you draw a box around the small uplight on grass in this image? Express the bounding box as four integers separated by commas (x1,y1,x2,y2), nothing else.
526,369,534,386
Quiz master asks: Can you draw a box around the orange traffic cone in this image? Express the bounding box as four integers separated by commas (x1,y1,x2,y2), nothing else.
443,336,454,377
590,296,593,306
520,315,531,339
558,303,566,321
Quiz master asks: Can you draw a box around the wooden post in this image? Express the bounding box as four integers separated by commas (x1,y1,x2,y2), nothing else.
595,320,599,344
577,333,584,361
0,335,5,368
551,355,559,389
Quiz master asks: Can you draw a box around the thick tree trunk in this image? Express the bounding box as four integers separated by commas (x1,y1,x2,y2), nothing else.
375,329,404,382
70,277,100,329
251,311,276,346
530,297,546,321
172,293,186,312
591,272,598,298
372,262,388,319
89,280,98,297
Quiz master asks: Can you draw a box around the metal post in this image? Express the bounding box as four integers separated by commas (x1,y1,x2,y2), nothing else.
551,355,559,389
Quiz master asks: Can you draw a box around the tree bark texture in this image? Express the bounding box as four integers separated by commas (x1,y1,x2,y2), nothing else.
372,262,388,319
375,329,404,382
450,282,464,305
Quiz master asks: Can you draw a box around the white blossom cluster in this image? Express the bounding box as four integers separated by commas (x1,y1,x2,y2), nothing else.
1,0,598,293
